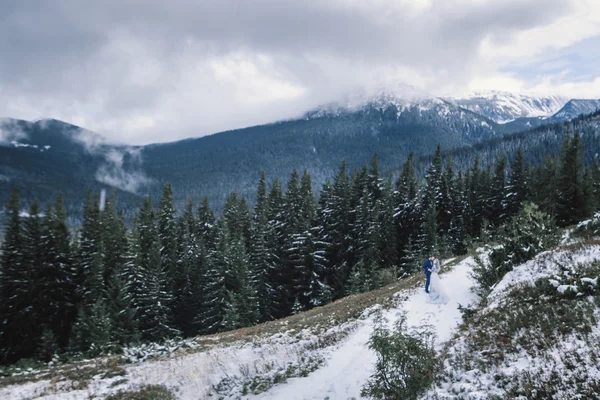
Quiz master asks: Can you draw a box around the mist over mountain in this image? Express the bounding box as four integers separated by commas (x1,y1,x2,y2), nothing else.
1,90,599,220
450,91,569,123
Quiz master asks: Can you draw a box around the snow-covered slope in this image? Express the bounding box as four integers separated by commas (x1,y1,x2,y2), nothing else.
0,258,479,400
2,239,599,399
305,83,448,118
551,98,600,120
450,91,568,123
433,241,600,399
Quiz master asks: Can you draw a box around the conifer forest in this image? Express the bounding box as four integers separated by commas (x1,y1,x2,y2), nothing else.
1,131,597,365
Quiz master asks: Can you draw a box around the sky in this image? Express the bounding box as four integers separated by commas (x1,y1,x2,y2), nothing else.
1,0,600,145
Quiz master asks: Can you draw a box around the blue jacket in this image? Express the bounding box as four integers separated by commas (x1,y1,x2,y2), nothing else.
423,259,432,274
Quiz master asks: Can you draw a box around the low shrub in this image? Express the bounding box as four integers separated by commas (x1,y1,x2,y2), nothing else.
362,314,440,400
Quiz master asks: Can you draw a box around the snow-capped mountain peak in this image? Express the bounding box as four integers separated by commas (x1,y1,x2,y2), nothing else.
305,83,446,118
450,91,569,123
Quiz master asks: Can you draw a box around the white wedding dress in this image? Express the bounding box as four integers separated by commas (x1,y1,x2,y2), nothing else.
428,259,449,304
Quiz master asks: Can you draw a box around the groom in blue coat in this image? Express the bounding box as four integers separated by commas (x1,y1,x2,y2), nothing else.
423,256,434,293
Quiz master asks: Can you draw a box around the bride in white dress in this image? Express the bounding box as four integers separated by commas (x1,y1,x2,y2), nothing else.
428,257,449,304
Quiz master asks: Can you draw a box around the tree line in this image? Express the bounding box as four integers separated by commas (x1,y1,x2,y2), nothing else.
1,130,597,364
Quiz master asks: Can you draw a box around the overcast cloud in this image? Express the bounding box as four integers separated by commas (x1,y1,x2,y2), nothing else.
1,0,599,144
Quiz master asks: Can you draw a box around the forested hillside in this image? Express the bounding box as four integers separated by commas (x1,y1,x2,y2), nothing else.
1,127,597,365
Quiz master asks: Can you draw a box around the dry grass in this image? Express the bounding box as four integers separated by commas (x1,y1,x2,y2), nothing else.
1,258,466,390
191,272,427,350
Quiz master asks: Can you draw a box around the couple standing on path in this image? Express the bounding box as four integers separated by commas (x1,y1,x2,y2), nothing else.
423,255,449,304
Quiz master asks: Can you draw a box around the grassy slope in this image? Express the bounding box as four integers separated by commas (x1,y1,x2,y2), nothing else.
432,239,600,400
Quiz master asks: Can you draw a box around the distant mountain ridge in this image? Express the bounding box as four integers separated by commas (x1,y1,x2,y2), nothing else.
552,99,600,120
1,90,599,220
450,91,569,123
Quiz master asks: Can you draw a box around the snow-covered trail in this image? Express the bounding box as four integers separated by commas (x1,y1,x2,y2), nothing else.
0,259,478,400
249,259,478,400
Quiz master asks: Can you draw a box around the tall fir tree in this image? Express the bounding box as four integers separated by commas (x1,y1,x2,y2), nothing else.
556,131,587,226
503,148,527,219
0,190,36,362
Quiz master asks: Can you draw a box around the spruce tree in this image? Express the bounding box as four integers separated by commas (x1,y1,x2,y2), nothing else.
556,131,587,226
503,148,527,219
157,183,178,302
0,189,35,362
249,171,277,321
488,155,506,226
136,198,179,342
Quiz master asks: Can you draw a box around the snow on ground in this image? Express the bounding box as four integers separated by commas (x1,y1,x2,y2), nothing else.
0,258,479,400
432,242,600,399
249,258,479,400
487,243,600,309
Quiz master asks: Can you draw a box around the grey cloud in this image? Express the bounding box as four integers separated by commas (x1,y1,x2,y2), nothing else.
0,0,581,144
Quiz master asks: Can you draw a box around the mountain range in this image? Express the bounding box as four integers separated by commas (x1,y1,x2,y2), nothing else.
1,90,599,220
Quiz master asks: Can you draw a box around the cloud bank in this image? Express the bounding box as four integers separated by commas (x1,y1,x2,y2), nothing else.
0,0,599,144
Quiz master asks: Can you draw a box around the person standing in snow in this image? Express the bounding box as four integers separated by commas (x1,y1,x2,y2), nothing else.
423,256,434,293
428,256,449,303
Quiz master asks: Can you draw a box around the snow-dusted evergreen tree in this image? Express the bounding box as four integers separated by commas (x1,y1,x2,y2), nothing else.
226,236,258,328
448,171,468,255
194,246,225,334
395,153,421,273
77,191,104,304
21,201,44,351
556,131,588,226
488,155,506,226
319,162,353,297
38,200,77,352
466,157,485,237
69,298,113,356
157,183,178,303
438,154,454,235
105,270,138,346
352,186,382,292
250,171,277,321
0,189,32,362
503,148,527,219
531,157,559,217
173,198,199,336
197,196,216,248
101,193,128,286
136,198,179,342
379,179,398,270
589,159,600,211
100,194,137,345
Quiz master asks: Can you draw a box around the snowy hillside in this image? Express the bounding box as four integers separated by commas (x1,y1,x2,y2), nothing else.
0,257,478,399
451,91,568,123
552,99,600,120
2,238,599,399
433,240,600,399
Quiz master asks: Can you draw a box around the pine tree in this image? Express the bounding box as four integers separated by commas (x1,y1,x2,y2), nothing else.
197,196,216,249
395,153,420,273
488,155,507,226
77,191,104,304
0,189,35,362
249,171,277,321
106,270,139,346
69,298,113,356
320,161,353,298
136,198,179,342
52,193,77,348
102,193,128,286
556,131,587,226
173,199,198,336
37,201,77,353
590,159,600,211
21,201,44,350
157,183,178,302
503,148,527,219
531,157,559,217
